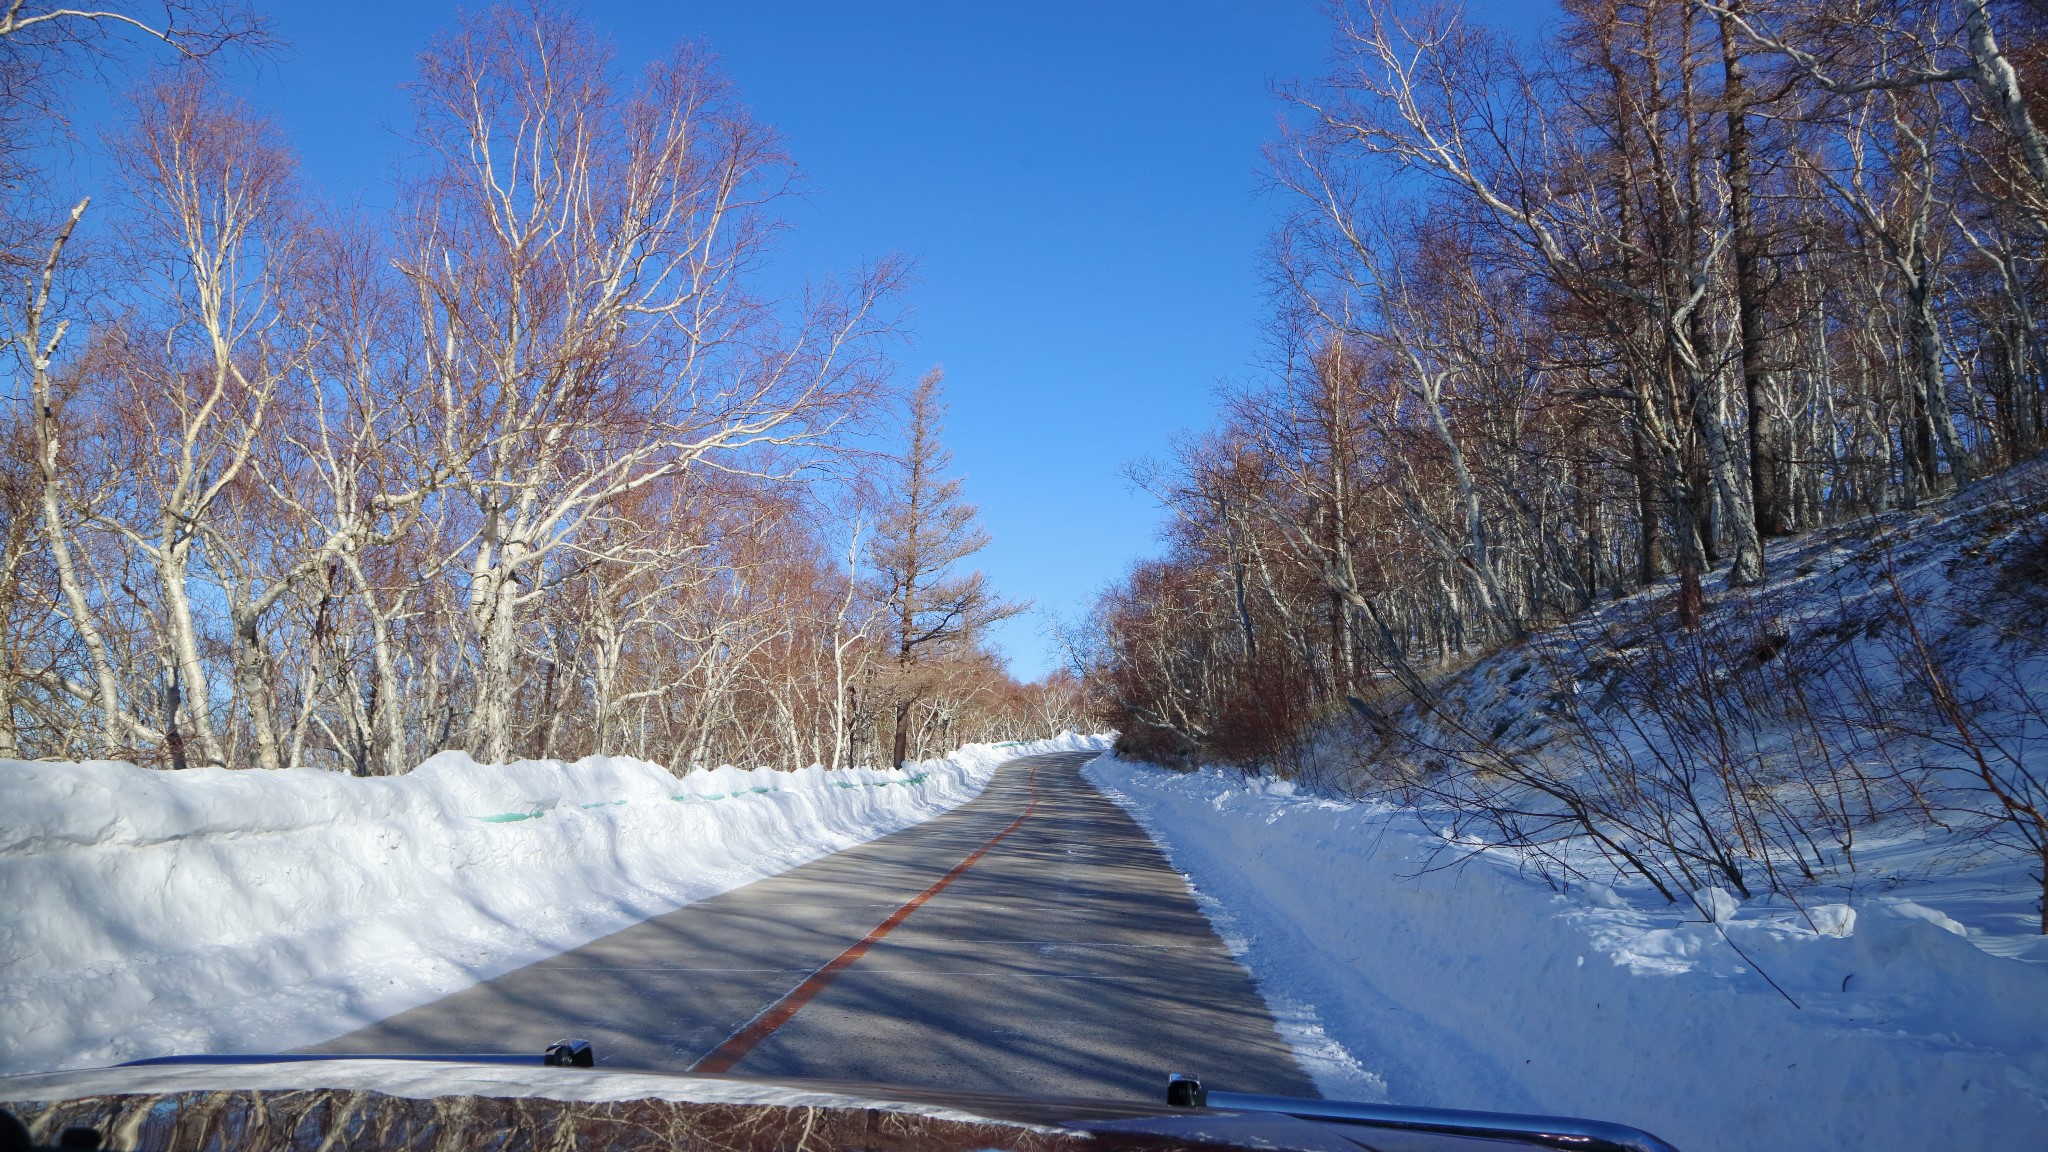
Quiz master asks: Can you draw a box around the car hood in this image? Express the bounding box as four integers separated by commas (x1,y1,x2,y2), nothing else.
0,1059,1583,1152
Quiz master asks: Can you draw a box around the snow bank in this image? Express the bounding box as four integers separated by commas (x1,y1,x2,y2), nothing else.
0,734,1108,1075
1085,754,2048,1152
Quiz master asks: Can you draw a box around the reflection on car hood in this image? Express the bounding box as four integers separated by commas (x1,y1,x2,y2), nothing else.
0,1059,1651,1152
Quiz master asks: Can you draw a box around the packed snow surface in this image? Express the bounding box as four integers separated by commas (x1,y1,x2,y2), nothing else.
1085,754,2048,1152
0,734,1108,1076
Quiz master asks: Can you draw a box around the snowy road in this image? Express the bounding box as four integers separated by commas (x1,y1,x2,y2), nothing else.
305,751,1314,1101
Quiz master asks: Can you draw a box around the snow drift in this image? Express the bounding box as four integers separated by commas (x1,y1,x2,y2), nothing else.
1086,755,2048,1152
0,734,1108,1076
1074,458,2048,1151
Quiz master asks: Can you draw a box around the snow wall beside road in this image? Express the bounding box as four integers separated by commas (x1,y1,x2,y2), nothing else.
0,734,1109,1075
1085,754,2048,1152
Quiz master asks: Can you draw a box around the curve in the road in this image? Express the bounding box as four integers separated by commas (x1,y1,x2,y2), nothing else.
307,751,1316,1102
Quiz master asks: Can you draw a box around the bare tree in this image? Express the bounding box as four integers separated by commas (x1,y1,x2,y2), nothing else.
871,369,1023,766
400,6,899,763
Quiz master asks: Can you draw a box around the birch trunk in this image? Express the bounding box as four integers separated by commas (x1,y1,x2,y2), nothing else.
22,202,133,755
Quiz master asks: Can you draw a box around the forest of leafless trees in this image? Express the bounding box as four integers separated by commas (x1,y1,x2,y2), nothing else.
1080,0,2048,924
1086,0,2048,762
0,3,1078,773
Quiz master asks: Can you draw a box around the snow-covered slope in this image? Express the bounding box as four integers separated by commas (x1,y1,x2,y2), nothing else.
1345,460,2048,949
1082,465,2048,1151
0,734,1108,1076
1086,755,2048,1152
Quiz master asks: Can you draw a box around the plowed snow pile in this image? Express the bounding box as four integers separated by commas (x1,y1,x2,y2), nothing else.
0,734,1108,1075
1089,755,2048,1152
1087,468,2048,1152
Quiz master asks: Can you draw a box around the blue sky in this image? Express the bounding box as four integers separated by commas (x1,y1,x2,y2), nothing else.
208,1,1550,681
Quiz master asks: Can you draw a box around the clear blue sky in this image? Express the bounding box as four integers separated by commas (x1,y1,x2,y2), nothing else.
209,1,1551,681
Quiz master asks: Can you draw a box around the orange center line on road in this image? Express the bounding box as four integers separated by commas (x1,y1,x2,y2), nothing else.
686,762,1045,1075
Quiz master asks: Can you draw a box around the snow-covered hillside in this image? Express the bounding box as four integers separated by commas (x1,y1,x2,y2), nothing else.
1086,467,2048,1151
1346,459,2048,943
0,735,1108,1076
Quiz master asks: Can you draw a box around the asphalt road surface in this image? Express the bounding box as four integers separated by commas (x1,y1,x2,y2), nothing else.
307,750,1317,1101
